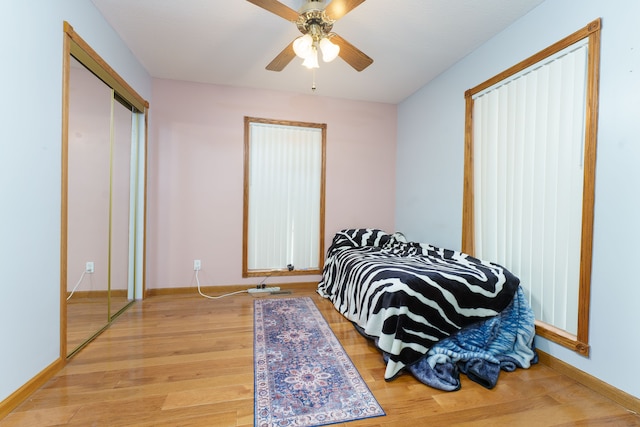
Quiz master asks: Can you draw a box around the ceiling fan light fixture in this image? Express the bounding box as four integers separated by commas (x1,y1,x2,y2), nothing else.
302,46,319,69
319,37,340,62
248,0,373,72
293,34,313,58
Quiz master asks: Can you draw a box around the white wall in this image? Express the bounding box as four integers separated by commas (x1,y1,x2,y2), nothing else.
0,0,150,402
397,0,640,398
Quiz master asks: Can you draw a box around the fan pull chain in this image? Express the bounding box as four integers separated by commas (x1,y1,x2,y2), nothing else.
311,68,317,92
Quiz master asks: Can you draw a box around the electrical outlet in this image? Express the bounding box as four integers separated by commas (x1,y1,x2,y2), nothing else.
86,261,94,274
193,259,201,271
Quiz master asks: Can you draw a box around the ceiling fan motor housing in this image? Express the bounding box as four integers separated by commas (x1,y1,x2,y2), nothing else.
296,0,334,40
299,0,327,13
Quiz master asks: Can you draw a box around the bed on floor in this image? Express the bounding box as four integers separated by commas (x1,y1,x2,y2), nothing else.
317,228,537,391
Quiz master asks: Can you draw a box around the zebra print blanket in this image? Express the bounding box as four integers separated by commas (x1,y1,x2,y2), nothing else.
317,229,523,381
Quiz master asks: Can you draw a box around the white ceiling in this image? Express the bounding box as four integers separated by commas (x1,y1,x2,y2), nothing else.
91,0,545,104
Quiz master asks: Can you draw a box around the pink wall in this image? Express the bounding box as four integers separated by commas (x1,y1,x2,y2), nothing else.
147,79,397,289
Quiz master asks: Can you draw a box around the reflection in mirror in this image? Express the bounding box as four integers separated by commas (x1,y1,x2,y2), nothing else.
110,98,134,318
66,56,112,352
66,56,139,356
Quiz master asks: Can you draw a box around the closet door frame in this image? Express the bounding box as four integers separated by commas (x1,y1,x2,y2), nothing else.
61,22,149,358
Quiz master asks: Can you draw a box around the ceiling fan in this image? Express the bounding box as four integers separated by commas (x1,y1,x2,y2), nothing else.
247,0,373,72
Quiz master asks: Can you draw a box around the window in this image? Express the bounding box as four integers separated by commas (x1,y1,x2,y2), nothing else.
243,117,326,277
462,19,601,355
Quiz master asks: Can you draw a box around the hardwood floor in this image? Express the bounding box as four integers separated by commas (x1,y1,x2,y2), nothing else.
66,295,131,352
2,286,639,426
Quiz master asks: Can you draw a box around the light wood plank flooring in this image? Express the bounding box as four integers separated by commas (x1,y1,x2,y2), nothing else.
66,296,131,352
2,286,639,426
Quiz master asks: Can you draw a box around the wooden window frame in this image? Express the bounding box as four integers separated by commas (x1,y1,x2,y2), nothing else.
242,116,327,278
462,19,602,355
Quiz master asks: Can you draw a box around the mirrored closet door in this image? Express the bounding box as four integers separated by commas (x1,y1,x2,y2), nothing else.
66,57,112,352
63,23,148,358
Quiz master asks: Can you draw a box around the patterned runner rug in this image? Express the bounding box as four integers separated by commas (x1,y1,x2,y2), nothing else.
254,297,385,426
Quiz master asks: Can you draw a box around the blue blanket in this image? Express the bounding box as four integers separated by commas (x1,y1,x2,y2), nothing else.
402,286,537,391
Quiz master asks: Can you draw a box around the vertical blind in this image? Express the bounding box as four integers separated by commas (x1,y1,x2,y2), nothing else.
247,122,322,271
472,42,588,334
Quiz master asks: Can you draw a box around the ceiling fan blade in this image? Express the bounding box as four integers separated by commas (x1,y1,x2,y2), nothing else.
266,41,296,71
330,33,373,72
246,0,299,21
324,0,366,21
